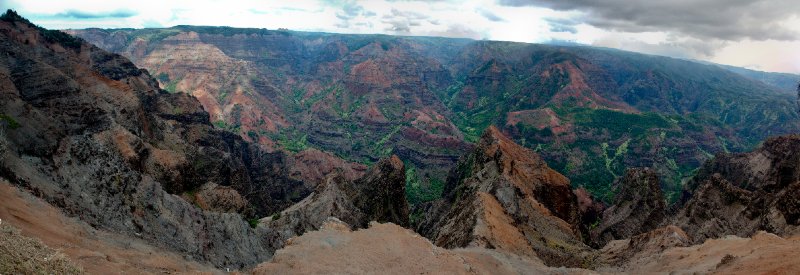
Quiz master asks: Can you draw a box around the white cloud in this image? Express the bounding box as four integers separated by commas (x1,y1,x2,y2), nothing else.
2,0,799,74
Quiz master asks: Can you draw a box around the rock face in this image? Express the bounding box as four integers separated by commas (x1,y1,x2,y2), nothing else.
416,126,591,267
264,156,409,247
350,155,410,227
573,188,606,242
672,135,800,243
184,182,250,213
287,147,367,189
590,168,667,247
0,11,309,268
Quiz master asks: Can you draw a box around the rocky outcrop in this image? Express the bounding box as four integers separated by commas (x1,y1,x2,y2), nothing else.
590,168,667,247
573,187,606,243
183,182,249,213
672,135,800,243
350,155,410,227
0,11,308,268
416,126,591,267
288,148,367,189
263,156,408,248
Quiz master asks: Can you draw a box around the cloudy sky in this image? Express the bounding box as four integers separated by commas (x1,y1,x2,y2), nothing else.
3,0,800,74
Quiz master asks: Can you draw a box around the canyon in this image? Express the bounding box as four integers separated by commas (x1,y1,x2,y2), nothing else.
68,25,799,205
1,9,800,274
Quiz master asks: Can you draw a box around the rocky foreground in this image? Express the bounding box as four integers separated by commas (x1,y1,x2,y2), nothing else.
1,10,800,274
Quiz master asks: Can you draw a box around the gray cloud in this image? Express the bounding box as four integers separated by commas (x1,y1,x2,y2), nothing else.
592,34,728,58
384,19,411,32
429,24,484,40
335,2,377,29
478,8,504,22
381,9,431,33
499,0,800,41
544,17,578,33
340,2,364,18
54,9,137,19
383,9,430,21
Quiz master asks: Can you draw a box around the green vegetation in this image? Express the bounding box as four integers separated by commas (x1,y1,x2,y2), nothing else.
212,120,227,129
247,218,260,228
40,28,83,49
501,106,717,203
1,9,83,49
212,120,241,133
303,85,339,108
516,124,554,140
158,74,182,94
371,125,402,157
247,130,258,140
269,129,309,153
175,25,274,37
156,72,170,83
332,88,365,119
164,81,179,93
404,164,446,205
571,108,673,138
344,34,399,51
0,114,20,129
280,134,308,152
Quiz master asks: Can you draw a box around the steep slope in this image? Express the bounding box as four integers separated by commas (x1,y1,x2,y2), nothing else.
0,181,220,274
440,43,798,202
671,134,800,242
415,126,591,267
69,27,800,205
263,156,409,248
589,168,667,247
68,27,473,197
0,10,310,268
286,147,367,189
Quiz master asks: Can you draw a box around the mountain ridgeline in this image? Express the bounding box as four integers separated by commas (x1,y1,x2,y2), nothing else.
68,26,800,204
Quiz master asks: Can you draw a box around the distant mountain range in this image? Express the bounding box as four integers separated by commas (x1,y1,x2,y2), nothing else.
715,63,799,93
